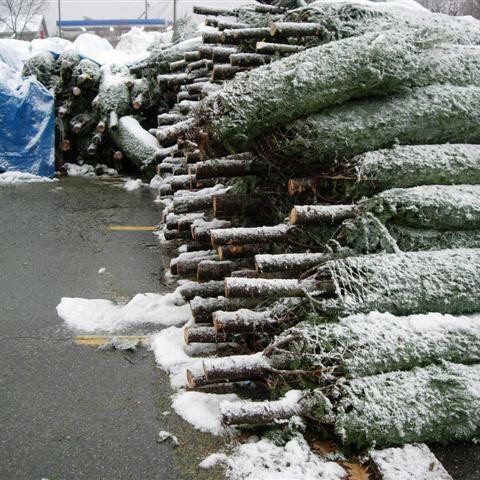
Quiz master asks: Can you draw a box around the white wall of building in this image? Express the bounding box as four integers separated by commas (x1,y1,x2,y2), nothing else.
44,0,252,36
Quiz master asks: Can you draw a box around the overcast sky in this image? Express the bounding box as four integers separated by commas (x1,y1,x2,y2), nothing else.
43,0,250,34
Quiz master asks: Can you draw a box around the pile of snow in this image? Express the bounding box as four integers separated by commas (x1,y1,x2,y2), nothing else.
0,171,55,184
63,163,95,177
115,27,172,63
123,178,143,191
31,37,72,57
200,435,347,480
150,323,217,388
57,290,191,332
172,391,239,436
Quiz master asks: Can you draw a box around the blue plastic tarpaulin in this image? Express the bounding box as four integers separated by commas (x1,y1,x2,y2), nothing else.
0,43,55,177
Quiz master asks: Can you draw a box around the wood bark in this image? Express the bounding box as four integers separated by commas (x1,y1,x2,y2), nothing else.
224,277,319,299
177,280,225,301
256,41,305,55
194,157,262,179
173,194,213,214
156,119,194,147
212,64,242,80
191,219,232,243
198,45,239,62
193,6,236,16
184,326,232,345
230,53,272,67
211,224,294,247
270,22,324,37
197,260,237,282
217,243,268,260
221,392,310,426
255,252,331,274
213,309,277,333
203,353,287,383
290,205,356,225
190,296,260,324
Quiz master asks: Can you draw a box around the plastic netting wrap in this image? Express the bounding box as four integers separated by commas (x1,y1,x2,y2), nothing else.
314,248,480,316
286,1,480,45
337,144,480,199
334,185,480,253
280,312,480,377
362,185,480,231
338,213,480,254
265,85,480,166
329,362,480,447
196,29,430,153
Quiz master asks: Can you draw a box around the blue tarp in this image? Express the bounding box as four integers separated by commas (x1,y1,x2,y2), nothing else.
0,43,55,177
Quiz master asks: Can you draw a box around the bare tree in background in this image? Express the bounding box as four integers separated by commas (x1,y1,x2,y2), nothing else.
419,0,480,17
0,0,46,38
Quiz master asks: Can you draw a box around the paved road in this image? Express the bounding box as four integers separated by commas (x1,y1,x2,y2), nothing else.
0,178,223,480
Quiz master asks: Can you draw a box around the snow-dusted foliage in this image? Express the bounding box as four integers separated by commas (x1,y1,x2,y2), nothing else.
266,85,480,166
314,248,480,316
341,143,480,199
330,362,480,446
281,312,480,377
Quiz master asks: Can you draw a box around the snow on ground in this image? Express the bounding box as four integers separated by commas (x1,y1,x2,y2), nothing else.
57,290,190,333
199,435,347,480
0,171,56,184
150,323,217,389
172,391,239,436
123,178,144,191
369,443,453,480
63,163,95,177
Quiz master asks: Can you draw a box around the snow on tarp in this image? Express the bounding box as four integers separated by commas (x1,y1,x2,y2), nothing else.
0,42,54,177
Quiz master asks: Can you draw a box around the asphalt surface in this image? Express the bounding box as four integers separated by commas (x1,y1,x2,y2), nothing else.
0,177,223,480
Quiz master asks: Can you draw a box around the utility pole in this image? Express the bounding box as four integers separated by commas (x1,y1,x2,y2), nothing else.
145,0,148,19
57,0,62,38
173,0,177,25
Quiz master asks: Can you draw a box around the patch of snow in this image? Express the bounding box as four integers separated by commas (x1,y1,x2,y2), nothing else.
369,443,453,480
200,435,347,479
150,323,218,389
123,178,143,191
116,27,172,64
64,163,95,177
57,291,190,333
157,430,179,446
98,267,106,275
199,453,229,469
172,391,239,436
31,37,72,56
0,171,55,184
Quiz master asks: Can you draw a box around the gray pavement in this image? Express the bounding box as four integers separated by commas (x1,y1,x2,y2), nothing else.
0,178,223,480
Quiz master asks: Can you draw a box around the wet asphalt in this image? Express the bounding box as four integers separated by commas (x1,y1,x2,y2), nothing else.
0,177,224,480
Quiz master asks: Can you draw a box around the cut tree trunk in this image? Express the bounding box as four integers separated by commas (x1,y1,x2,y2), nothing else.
290,205,356,225
190,296,261,324
211,224,294,247
213,309,278,333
